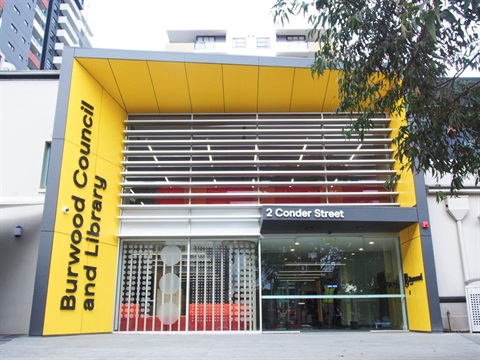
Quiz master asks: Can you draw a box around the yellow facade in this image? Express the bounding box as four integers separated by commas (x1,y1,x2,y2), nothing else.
390,112,433,331
400,225,432,331
42,61,125,335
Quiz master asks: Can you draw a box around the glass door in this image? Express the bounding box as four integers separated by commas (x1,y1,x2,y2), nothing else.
261,235,407,331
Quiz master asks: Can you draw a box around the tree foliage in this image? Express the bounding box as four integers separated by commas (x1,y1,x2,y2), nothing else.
273,0,480,193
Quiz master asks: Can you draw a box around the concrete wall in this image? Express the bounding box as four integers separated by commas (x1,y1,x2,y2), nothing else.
0,75,58,334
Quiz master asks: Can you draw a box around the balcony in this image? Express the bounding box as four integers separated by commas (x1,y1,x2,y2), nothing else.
58,17,79,45
34,5,47,26
53,56,63,70
56,29,75,47
30,36,43,55
60,3,82,34
32,18,45,42
55,42,64,56
28,51,40,70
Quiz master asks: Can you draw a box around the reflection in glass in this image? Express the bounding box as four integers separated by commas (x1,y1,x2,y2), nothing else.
261,236,405,330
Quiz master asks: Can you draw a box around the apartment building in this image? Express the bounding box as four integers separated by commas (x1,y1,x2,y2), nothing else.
0,0,91,70
166,28,319,58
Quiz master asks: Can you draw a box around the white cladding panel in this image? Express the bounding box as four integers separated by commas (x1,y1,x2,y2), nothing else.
428,194,480,332
0,77,57,335
428,195,480,295
0,79,58,198
119,207,261,237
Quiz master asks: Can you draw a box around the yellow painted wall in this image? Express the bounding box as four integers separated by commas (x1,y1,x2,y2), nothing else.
388,111,416,207
390,112,432,331
42,60,125,335
400,224,432,331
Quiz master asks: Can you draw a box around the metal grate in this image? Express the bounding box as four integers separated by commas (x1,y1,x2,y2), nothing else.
466,285,480,332
117,240,257,332
120,113,398,207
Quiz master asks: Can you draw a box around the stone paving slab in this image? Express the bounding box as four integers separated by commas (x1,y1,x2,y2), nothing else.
0,331,479,360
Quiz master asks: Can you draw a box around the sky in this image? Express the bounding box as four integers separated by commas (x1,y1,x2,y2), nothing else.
83,0,282,51
82,0,478,77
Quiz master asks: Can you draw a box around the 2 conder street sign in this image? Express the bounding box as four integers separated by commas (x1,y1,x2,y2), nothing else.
260,206,419,234
264,207,345,220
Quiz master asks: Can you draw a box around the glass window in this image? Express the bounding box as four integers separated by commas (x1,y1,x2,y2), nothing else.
40,142,51,189
257,37,270,48
195,36,215,50
286,35,306,42
14,5,21,15
261,235,406,331
11,23,18,33
281,35,308,50
232,37,246,48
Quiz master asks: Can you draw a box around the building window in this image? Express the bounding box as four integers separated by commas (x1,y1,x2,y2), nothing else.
24,19,29,27
232,37,246,48
27,2,32,10
19,54,24,61
40,142,51,189
195,36,215,50
13,5,21,15
7,42,15,51
21,37,27,44
286,35,307,49
256,37,270,48
11,23,18,33
286,35,306,42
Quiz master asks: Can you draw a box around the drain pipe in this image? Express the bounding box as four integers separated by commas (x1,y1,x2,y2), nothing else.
445,196,472,332
445,196,470,284
446,310,452,332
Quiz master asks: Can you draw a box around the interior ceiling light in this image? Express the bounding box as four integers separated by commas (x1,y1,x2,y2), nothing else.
279,270,330,274
359,248,364,251
285,263,345,267
148,145,159,162
349,144,362,161
369,241,375,245
298,143,308,165
278,279,316,282
207,144,213,164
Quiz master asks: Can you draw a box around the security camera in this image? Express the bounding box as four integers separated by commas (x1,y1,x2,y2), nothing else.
62,206,69,213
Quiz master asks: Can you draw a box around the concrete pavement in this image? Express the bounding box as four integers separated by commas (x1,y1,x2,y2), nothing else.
1,331,479,360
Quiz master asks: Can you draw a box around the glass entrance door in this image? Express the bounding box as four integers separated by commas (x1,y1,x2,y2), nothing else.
261,236,407,331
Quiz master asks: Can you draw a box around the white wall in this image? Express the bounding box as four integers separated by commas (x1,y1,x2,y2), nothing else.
0,78,58,198
0,76,58,334
427,193,480,331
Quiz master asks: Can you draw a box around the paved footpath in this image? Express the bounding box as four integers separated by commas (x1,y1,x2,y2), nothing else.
1,331,479,360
